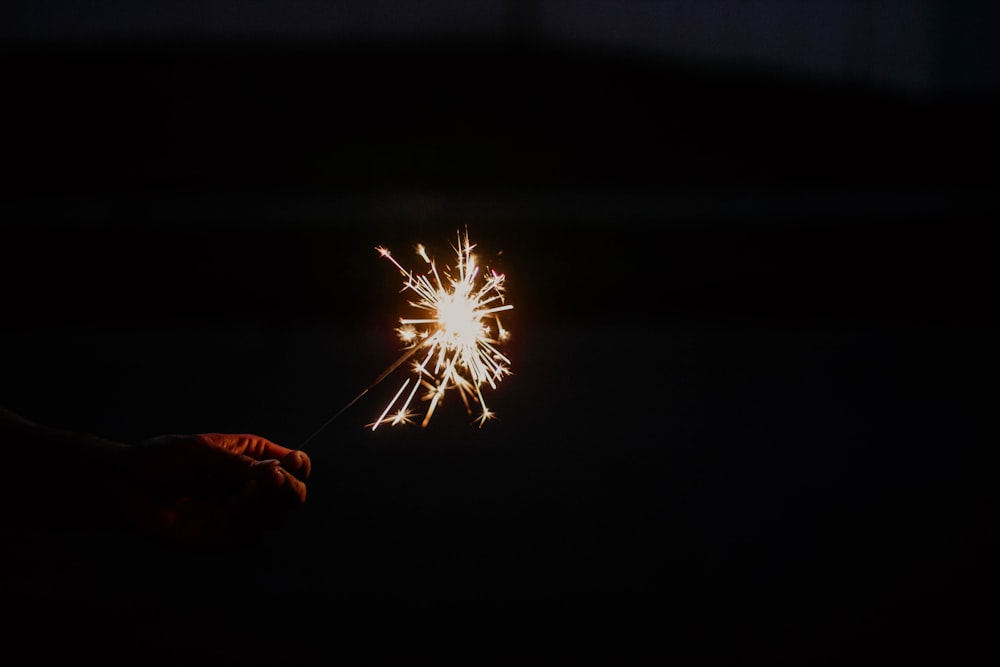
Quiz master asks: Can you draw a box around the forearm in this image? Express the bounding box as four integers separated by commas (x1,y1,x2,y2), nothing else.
1,407,131,469
0,407,134,528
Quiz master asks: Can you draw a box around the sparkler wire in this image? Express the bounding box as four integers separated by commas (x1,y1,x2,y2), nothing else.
298,344,422,449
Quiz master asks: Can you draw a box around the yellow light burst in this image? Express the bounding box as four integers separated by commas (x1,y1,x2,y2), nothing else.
367,230,512,430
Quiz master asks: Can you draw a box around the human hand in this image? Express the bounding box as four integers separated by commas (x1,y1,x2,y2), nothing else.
119,433,311,547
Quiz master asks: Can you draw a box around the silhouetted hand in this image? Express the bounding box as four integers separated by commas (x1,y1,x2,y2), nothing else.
120,433,311,546
0,408,311,547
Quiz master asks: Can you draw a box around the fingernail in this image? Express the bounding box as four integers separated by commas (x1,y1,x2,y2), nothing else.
251,459,281,469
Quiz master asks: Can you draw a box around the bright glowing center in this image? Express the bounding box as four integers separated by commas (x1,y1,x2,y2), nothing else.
436,284,479,347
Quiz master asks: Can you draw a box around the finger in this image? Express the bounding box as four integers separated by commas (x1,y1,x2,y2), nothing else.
281,450,312,481
197,434,311,488
198,433,299,463
249,459,283,488
182,435,261,480
280,467,308,505
257,466,308,506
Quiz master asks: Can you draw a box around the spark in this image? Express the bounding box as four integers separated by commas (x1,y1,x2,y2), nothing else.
370,230,512,430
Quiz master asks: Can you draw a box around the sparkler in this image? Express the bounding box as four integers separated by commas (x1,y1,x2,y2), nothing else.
369,230,512,430
299,229,511,447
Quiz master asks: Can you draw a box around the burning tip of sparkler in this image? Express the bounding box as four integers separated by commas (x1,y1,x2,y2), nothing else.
368,229,513,430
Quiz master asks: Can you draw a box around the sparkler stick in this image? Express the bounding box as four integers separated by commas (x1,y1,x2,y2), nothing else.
298,229,512,449
297,343,423,449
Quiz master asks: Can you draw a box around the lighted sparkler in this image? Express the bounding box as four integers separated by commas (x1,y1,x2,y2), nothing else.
368,230,512,429
298,229,512,447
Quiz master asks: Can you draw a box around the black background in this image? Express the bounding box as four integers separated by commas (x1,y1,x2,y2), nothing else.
2,19,998,666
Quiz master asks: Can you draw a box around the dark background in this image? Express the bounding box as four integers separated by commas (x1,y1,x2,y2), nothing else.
2,2,998,664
